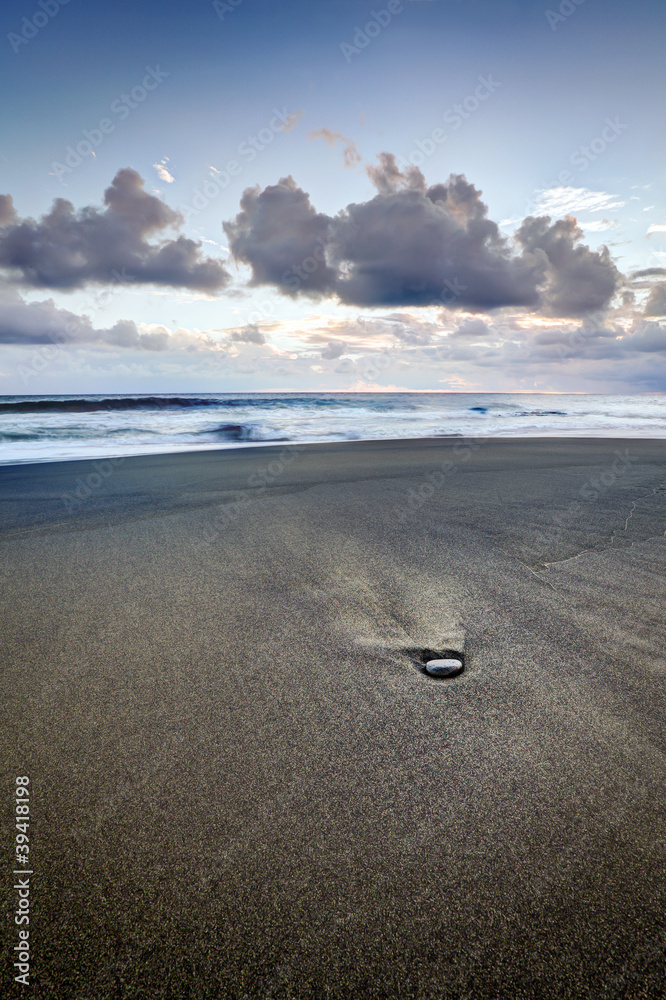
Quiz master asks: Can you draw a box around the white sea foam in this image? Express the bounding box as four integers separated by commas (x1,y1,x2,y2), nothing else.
0,392,664,465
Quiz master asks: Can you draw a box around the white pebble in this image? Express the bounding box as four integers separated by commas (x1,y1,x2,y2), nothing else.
425,658,463,677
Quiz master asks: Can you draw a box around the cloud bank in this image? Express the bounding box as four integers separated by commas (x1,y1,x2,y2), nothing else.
0,286,223,351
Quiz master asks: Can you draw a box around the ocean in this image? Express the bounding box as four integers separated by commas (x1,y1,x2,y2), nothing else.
0,392,664,465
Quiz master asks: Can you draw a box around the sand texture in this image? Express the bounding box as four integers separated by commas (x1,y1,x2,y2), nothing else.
1,438,665,999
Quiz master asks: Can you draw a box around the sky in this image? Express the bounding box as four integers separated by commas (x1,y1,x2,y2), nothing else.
1,0,665,394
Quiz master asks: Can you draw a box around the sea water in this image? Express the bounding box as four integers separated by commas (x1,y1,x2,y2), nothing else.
0,392,664,465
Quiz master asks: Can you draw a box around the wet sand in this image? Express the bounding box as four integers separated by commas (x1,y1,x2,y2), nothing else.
1,437,665,999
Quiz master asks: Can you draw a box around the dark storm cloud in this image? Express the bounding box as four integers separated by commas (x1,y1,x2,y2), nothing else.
223,154,621,316
0,169,229,291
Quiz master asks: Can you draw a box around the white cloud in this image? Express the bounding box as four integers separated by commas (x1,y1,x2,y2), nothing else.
580,218,618,232
534,186,625,217
153,157,175,183
200,238,229,252
647,224,666,236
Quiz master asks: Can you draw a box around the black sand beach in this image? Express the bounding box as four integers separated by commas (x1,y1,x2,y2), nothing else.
2,437,665,999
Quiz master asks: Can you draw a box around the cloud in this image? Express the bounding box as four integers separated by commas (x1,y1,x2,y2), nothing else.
514,215,621,317
0,287,91,345
321,341,346,359
365,154,427,196
9,292,666,391
533,186,625,217
223,174,337,298
451,318,490,338
0,286,221,351
281,109,304,133
287,313,440,354
295,310,666,387
0,195,17,227
531,325,616,348
625,321,666,350
153,157,175,183
229,323,265,344
223,154,620,317
644,283,666,316
308,128,361,168
0,168,228,291
508,318,666,362
105,319,170,351
328,158,545,311
647,224,666,236
633,268,666,279
580,218,618,232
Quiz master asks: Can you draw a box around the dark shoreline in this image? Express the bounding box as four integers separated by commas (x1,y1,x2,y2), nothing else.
1,437,665,998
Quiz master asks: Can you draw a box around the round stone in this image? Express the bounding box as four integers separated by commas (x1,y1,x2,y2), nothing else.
424,658,463,678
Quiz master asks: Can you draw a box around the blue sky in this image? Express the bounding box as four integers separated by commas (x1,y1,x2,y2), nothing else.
1,0,665,393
